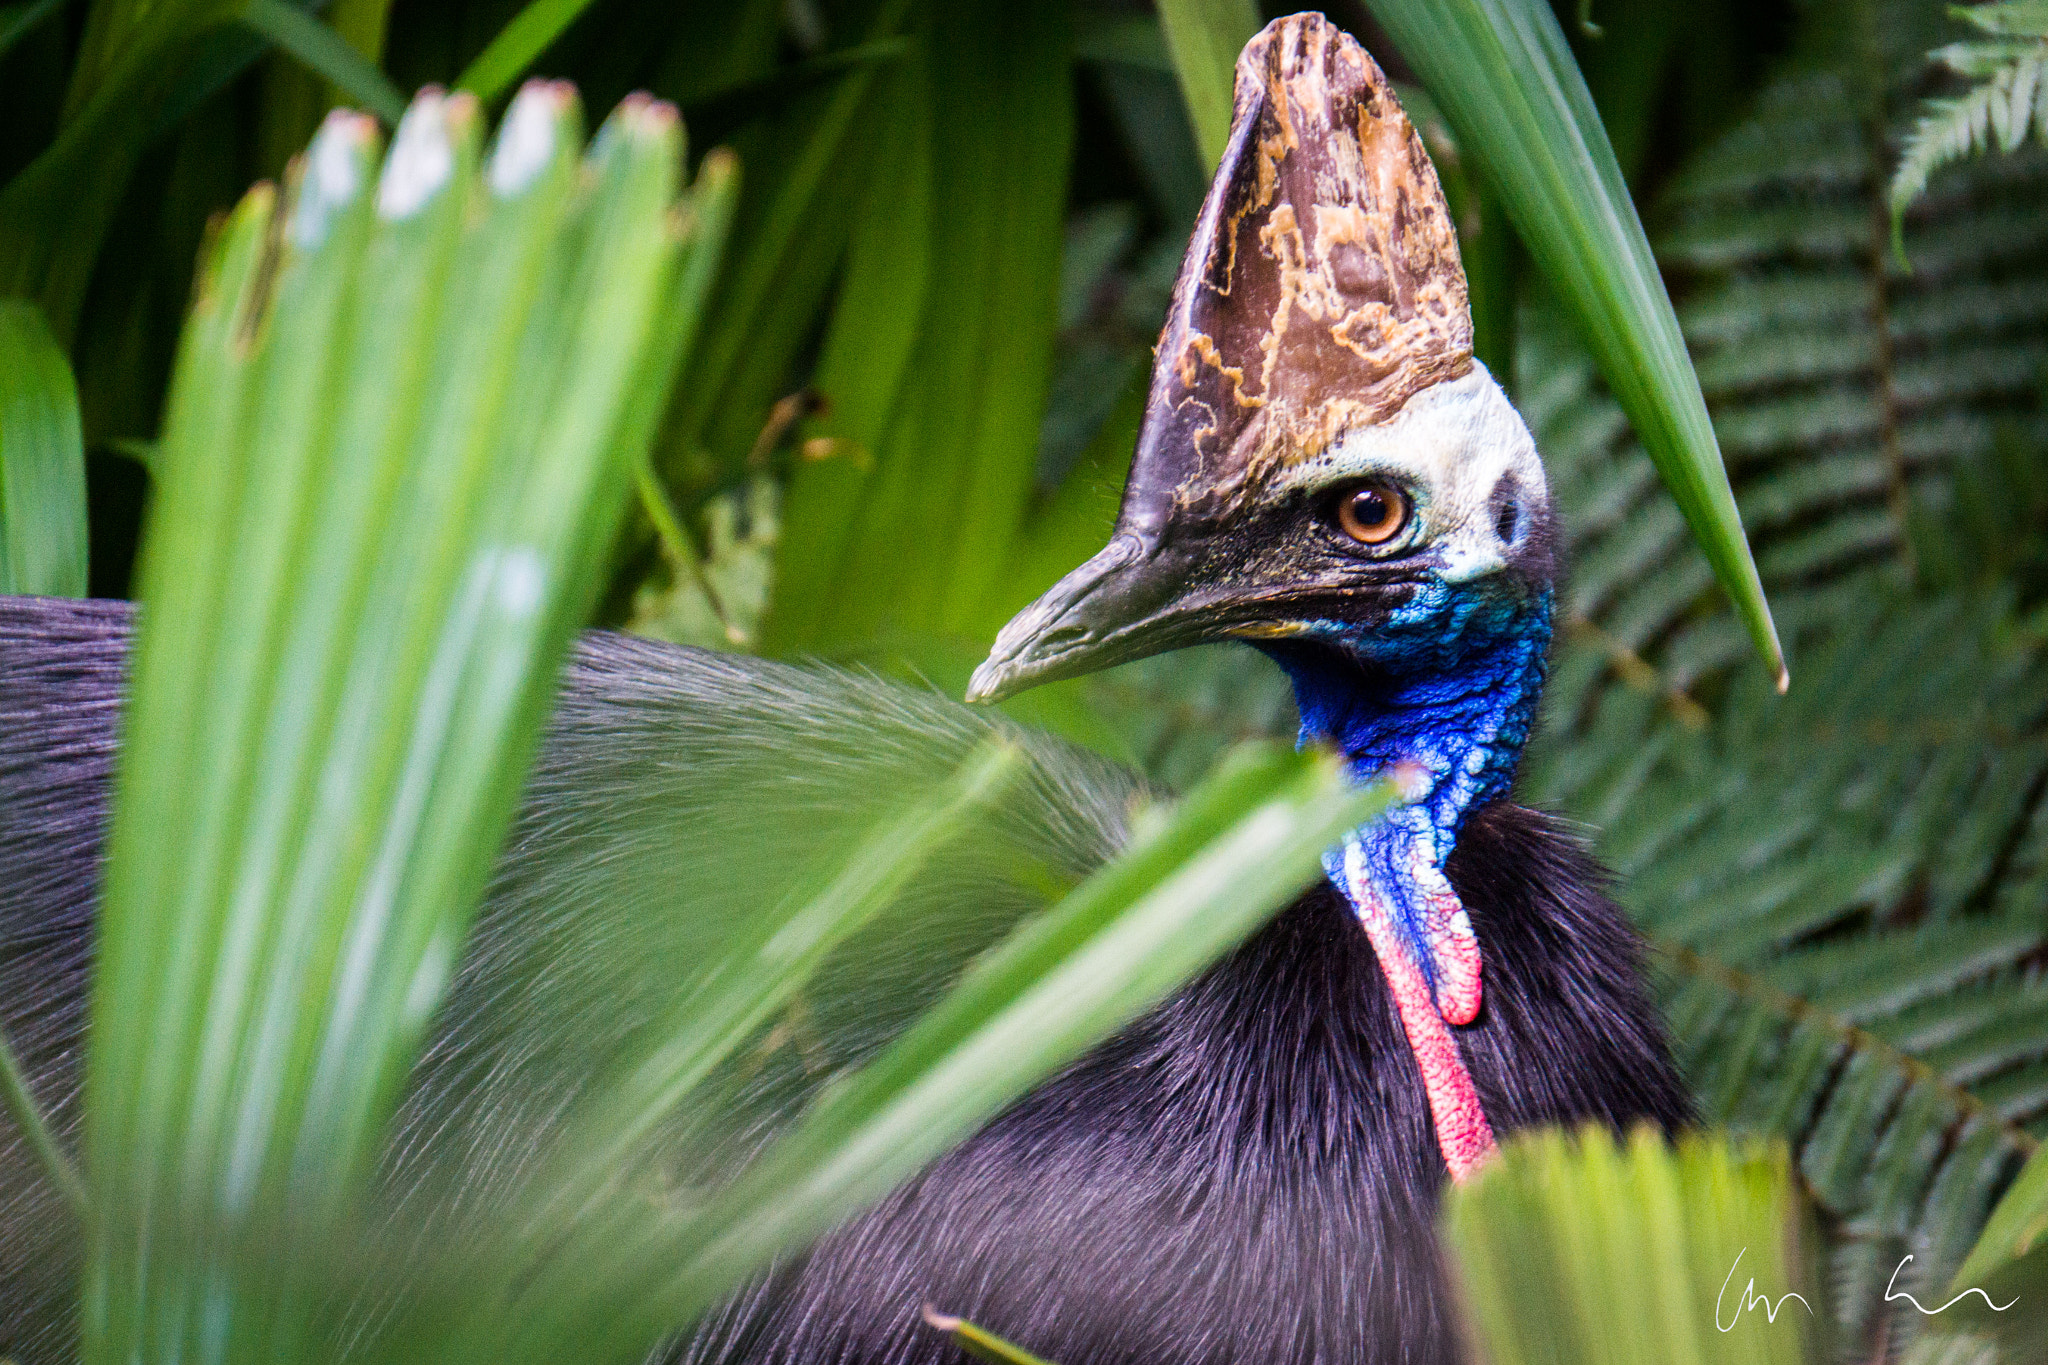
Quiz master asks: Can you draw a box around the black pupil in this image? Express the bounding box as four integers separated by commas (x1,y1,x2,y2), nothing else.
1352,489,1388,526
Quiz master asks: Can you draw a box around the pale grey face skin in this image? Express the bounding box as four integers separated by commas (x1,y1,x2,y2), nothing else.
1272,361,1551,585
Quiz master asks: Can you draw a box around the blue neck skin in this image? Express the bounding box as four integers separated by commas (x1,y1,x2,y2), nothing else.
1256,580,1553,1005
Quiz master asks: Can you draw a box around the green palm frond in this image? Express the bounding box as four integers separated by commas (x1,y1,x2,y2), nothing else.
1892,3,2048,243
1442,1126,1812,1365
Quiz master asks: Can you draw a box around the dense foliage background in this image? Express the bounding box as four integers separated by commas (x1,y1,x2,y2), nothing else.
2,1,2047,1363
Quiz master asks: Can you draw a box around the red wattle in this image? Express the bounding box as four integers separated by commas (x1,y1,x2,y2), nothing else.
1357,909,1498,1181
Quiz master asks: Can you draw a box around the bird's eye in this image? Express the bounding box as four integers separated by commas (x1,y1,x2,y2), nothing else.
1334,481,1409,546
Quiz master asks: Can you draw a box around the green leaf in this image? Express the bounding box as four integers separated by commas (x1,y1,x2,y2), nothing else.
680,35,913,135
1154,0,1259,170
83,84,717,1363
921,1306,1060,1365
668,744,1386,1293
0,299,88,596
653,0,911,491
528,736,1028,1224
1441,1125,1812,1365
1937,1226,2048,1365
239,0,406,125
0,1016,84,1218
0,0,263,339
455,0,603,106
0,0,72,64
1955,1143,2048,1287
1363,0,1786,688
765,0,1074,655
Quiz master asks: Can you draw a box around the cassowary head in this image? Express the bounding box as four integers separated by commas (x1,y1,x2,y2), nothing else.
967,13,1554,709
970,12,1562,1180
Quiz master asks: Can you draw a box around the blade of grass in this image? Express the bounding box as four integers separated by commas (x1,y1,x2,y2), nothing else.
1154,0,1259,169
0,299,87,596
921,1307,1060,1365
1361,0,1786,688
0,1021,85,1217
455,0,602,106
240,0,406,125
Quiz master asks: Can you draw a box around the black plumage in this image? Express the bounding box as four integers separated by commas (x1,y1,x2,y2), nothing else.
0,595,1689,1365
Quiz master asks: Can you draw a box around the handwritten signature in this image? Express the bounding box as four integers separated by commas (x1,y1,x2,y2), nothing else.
1716,1248,1810,1331
1716,1249,2017,1332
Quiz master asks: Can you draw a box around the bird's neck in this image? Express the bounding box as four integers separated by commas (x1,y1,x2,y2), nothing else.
1257,587,1552,1181
1265,594,1551,845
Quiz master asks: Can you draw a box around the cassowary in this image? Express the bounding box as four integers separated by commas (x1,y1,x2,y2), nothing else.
0,14,1690,1365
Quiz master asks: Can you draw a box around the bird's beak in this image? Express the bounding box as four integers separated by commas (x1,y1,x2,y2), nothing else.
966,532,1213,703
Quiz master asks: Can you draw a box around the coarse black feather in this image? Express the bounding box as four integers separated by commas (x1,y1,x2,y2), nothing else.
0,595,1691,1365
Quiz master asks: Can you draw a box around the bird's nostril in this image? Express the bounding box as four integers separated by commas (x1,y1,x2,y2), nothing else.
1042,624,1089,651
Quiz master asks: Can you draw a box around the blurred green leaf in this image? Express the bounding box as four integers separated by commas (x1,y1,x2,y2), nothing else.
766,0,1073,654
0,1016,84,1217
1937,1243,2046,1365
1442,1125,1812,1365
1956,1143,2048,1287
1073,11,1171,70
681,35,911,138
253,0,398,176
240,0,405,124
1364,0,1786,689
0,0,254,338
1936,1138,2048,1360
83,83,717,1362
0,299,87,596
0,0,72,64
667,743,1386,1296
531,735,1027,1224
1154,0,1258,170
456,0,604,106
921,1306,1059,1365
653,0,909,492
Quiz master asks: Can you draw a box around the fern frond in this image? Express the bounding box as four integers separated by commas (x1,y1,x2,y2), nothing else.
1891,4,2048,249
1518,0,2048,719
